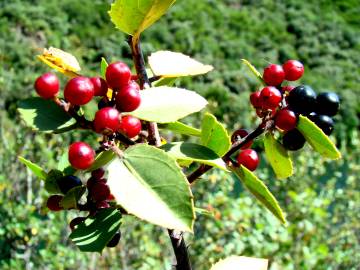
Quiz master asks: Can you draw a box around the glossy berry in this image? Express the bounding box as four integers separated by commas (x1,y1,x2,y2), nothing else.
283,60,304,81
287,85,316,115
105,61,131,89
90,77,108,97
91,168,105,180
90,182,110,202
68,142,95,170
47,195,64,211
309,113,334,135
94,107,121,134
263,64,285,86
316,92,340,116
119,116,142,138
259,86,282,109
231,129,253,149
282,85,295,93
34,72,60,99
275,109,298,131
58,175,82,194
69,217,86,231
236,149,259,171
64,76,94,105
107,231,121,248
282,129,306,151
87,177,107,189
115,82,141,112
250,91,262,108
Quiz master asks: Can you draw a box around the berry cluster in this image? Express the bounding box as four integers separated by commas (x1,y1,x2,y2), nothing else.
34,61,143,171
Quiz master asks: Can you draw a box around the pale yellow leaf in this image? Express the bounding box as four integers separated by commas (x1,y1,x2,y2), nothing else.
210,256,268,270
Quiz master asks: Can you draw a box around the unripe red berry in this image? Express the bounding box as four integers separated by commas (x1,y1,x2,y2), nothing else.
259,86,282,109
94,107,121,134
231,129,253,149
64,77,94,105
119,116,142,138
275,109,298,131
90,182,110,202
283,60,304,81
263,64,285,86
47,195,64,211
34,72,59,99
115,82,141,112
250,91,262,108
236,149,259,171
68,142,95,170
90,77,108,97
105,61,131,89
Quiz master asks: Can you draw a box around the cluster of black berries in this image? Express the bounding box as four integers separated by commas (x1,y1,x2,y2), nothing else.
46,168,121,248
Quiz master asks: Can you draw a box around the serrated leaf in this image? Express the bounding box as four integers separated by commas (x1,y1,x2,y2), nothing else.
161,142,228,171
70,208,121,252
100,57,108,79
210,256,268,270
109,0,175,37
107,144,194,232
231,165,286,224
18,156,47,180
130,87,207,123
45,170,63,194
149,51,213,77
297,115,341,159
60,186,86,209
88,150,116,172
18,98,76,133
264,133,293,179
159,121,201,137
201,113,231,156
241,59,264,84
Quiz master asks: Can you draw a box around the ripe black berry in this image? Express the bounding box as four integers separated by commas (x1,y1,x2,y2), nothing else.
308,113,334,135
58,175,82,194
90,182,110,202
91,168,105,179
282,129,306,151
316,92,340,116
107,231,121,248
287,85,316,115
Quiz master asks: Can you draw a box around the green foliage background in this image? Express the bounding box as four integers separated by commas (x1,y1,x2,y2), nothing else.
0,0,359,269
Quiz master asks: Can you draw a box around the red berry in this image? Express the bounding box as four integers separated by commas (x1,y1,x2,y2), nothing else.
95,200,110,209
259,86,282,109
115,82,141,112
64,77,94,105
119,116,142,138
250,91,262,108
47,195,64,211
236,149,259,171
282,85,295,93
275,109,298,131
231,129,253,149
68,142,95,170
87,177,107,189
34,72,59,99
107,193,115,201
263,64,285,86
90,77,108,97
105,61,131,89
283,60,304,81
94,107,121,134
90,182,110,202
91,168,105,179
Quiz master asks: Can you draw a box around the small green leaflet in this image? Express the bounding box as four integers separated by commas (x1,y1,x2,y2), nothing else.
159,121,201,137
109,0,176,37
18,98,76,133
263,132,293,179
18,156,47,180
70,208,122,253
161,142,228,171
297,115,341,160
88,150,116,172
241,59,264,85
57,152,70,171
107,144,195,232
100,57,108,79
130,87,208,123
210,256,268,270
231,165,286,224
60,186,86,209
45,170,63,194
201,113,231,156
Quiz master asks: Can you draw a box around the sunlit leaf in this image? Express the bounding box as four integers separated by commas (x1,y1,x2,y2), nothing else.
241,59,264,84
88,150,116,172
18,156,47,180
100,57,108,79
159,121,201,137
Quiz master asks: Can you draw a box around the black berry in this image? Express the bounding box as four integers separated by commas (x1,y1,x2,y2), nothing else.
58,175,82,194
308,113,334,135
282,129,306,151
287,85,316,115
316,92,340,116
107,231,121,248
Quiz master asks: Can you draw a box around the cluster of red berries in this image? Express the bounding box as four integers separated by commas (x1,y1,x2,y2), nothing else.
34,61,143,171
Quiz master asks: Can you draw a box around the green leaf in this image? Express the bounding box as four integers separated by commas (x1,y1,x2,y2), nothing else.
70,208,122,252
45,170,63,194
263,133,293,179
18,98,76,133
241,59,264,84
100,57,108,79
88,150,116,172
161,142,228,171
201,113,231,156
130,86,207,123
57,152,70,171
210,256,268,270
107,144,194,232
60,186,86,209
231,165,286,224
153,77,178,87
18,156,47,180
109,0,176,37
297,115,341,159
159,121,201,137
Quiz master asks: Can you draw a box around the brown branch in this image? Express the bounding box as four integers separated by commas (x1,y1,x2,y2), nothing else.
168,229,192,270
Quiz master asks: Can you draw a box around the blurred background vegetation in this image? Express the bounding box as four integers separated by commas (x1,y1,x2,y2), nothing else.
0,0,359,269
